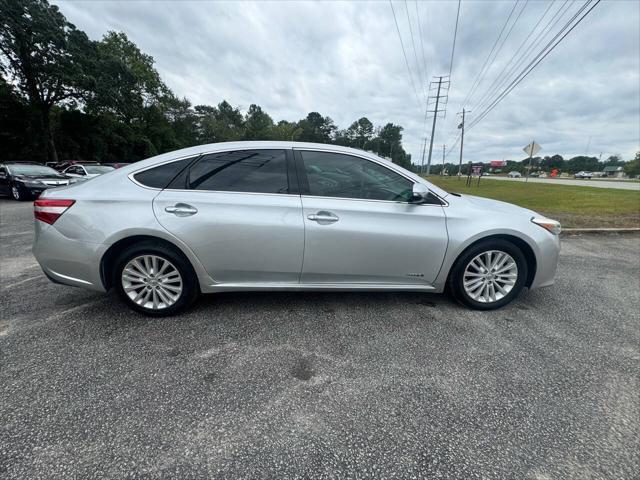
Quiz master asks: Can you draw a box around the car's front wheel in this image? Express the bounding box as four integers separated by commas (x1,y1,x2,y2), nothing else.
113,242,199,316
11,183,27,201
448,239,528,310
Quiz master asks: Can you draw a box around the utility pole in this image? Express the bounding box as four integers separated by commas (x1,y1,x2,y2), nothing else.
456,108,469,178
441,144,446,175
425,75,450,175
419,137,427,174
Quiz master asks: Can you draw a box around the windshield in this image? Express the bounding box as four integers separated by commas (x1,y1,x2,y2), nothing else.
8,165,60,176
85,165,115,174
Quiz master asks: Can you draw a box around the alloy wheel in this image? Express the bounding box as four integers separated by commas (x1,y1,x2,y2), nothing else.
121,255,183,310
463,250,518,303
11,185,20,200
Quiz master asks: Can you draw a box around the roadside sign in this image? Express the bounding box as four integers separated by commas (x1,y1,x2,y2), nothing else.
523,141,541,157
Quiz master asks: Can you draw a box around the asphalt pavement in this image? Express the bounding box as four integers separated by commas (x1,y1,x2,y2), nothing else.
1,199,639,479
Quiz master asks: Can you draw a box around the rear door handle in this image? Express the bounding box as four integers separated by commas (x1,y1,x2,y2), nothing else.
165,203,198,217
307,211,339,224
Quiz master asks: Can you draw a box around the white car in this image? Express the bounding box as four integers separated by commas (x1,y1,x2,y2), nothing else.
574,171,593,179
507,171,522,178
63,164,115,179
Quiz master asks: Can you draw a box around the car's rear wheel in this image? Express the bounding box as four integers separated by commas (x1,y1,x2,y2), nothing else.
113,241,199,316
448,239,528,310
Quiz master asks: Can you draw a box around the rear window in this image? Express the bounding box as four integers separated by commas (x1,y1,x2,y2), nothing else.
133,157,195,189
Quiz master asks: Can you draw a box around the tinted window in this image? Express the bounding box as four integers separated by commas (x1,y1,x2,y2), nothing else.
134,157,195,189
300,151,413,201
188,150,288,194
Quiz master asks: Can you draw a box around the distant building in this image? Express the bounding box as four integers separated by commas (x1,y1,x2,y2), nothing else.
602,166,624,178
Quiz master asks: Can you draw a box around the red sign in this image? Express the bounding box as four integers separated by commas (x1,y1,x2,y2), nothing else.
490,160,506,168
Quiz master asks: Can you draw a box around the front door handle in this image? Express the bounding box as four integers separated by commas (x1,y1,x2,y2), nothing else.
165,203,198,217
307,211,339,224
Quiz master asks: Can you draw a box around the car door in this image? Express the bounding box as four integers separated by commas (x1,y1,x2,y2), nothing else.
295,149,448,286
152,148,305,285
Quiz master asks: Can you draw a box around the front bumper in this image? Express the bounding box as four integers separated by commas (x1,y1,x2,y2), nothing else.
529,232,561,289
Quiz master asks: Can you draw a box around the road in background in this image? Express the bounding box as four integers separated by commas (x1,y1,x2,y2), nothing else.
486,176,640,190
1,199,639,479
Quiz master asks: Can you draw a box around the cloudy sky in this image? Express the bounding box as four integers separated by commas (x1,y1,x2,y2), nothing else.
55,0,639,163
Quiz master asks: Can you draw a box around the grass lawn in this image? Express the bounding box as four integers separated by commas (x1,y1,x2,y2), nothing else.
426,176,640,228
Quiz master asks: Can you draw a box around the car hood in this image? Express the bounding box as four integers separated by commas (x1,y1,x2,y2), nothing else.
460,194,538,217
15,174,69,180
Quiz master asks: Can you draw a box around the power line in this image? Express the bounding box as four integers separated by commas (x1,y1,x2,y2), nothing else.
404,0,426,100
466,0,530,107
467,0,602,131
448,0,462,78
389,0,422,104
445,0,562,152
460,0,520,109
469,0,595,129
473,0,572,114
415,0,429,84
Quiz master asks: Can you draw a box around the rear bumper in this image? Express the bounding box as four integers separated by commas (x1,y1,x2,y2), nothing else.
33,221,107,292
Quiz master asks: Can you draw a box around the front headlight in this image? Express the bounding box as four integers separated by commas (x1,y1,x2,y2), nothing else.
531,217,561,235
24,180,45,187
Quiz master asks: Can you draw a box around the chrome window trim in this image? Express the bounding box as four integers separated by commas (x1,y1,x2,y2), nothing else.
127,147,290,192
127,146,448,206
300,194,448,207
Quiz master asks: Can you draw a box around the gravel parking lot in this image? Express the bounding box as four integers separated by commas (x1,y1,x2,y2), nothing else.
1,198,639,479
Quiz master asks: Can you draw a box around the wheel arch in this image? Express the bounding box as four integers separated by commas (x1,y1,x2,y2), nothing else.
446,234,537,288
100,234,201,291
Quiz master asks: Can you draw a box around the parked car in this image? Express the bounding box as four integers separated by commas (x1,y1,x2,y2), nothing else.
507,171,522,178
33,142,561,316
574,171,593,179
0,162,78,200
101,162,132,169
51,160,99,172
63,164,115,179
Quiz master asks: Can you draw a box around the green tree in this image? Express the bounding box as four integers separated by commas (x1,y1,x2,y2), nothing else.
244,104,273,140
86,31,168,123
346,117,374,149
374,123,411,169
297,112,336,143
0,0,92,161
270,120,300,141
623,151,640,177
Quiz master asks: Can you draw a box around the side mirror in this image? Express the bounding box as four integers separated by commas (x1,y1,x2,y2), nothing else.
409,183,430,203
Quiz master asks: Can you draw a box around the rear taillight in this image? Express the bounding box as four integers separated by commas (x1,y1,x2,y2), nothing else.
34,199,75,225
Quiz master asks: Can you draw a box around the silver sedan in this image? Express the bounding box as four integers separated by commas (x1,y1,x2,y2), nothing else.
32,142,561,316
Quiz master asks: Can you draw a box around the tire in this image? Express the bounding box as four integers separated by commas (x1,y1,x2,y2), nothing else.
448,239,528,310
113,241,199,316
10,183,27,201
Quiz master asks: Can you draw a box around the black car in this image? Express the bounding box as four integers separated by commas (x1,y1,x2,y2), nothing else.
0,162,77,201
